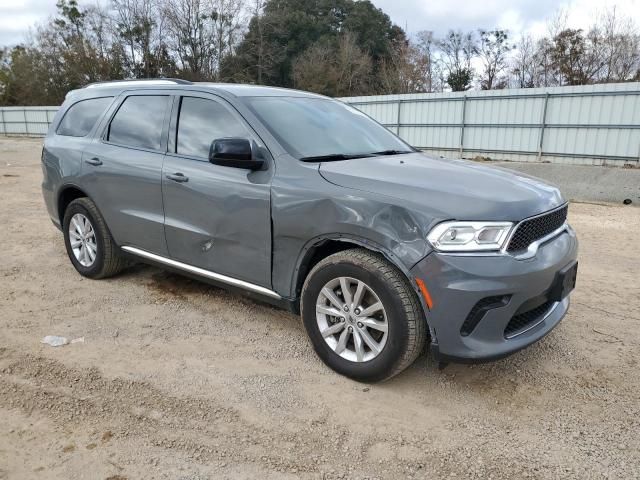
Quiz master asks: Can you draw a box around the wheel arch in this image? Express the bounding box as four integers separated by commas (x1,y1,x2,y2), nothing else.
291,234,425,314
57,183,90,227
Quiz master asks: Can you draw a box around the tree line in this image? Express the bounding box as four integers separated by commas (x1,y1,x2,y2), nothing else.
1,0,639,105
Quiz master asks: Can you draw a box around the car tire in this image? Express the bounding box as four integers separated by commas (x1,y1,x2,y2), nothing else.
301,248,427,382
63,197,127,279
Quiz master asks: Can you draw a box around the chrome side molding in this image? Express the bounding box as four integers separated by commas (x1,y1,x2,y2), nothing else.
121,246,282,299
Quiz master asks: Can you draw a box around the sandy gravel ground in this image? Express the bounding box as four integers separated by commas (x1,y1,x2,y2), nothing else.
0,137,639,480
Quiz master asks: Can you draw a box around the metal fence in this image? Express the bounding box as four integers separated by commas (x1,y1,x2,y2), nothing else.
0,106,58,136
341,82,640,166
2,82,640,166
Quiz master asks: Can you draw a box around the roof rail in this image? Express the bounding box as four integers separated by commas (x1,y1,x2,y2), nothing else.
84,78,193,89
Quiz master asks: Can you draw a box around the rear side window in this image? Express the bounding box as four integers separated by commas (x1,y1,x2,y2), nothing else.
176,97,248,158
57,97,113,137
107,95,170,150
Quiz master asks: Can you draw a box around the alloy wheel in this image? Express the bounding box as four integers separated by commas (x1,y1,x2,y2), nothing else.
315,276,388,362
68,213,98,267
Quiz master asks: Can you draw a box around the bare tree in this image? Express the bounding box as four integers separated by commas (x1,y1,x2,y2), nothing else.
251,0,265,84
111,0,174,77
378,40,430,94
211,0,246,75
4,0,640,103
415,30,436,92
292,41,335,95
477,29,512,89
438,30,476,91
534,37,558,87
164,0,216,78
600,7,640,82
293,32,371,96
511,34,536,88
333,32,372,96
550,28,606,85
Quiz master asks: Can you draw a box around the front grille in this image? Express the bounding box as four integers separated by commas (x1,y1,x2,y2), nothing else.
507,205,568,253
504,300,554,338
460,295,510,336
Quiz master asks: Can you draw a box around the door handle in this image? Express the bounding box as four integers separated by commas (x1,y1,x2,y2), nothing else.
166,172,189,183
85,157,102,166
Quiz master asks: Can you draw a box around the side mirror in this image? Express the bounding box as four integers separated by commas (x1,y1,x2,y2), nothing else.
209,138,264,170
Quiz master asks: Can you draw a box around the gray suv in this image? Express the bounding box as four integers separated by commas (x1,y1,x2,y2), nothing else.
42,79,578,381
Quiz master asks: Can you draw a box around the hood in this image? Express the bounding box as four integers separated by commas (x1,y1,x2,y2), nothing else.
318,153,565,221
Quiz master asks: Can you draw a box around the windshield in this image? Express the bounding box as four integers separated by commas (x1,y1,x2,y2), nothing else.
244,96,412,160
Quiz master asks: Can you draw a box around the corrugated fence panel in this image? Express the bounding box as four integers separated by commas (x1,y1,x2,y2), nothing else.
353,101,399,133
3,83,640,166
0,107,58,136
341,82,640,166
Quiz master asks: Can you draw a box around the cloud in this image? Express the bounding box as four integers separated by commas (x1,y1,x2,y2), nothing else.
0,0,58,47
372,0,640,38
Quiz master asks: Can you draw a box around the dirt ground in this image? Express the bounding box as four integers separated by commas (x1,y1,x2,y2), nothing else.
0,137,639,480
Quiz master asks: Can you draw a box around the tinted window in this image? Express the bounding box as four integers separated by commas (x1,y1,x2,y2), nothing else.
57,97,113,137
245,97,410,159
108,95,170,150
177,97,248,158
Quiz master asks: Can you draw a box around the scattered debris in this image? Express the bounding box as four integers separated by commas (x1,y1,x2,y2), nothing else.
41,335,84,347
623,198,632,205
41,336,69,347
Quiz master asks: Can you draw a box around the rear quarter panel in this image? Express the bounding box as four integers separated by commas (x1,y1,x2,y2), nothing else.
42,134,90,228
42,93,119,227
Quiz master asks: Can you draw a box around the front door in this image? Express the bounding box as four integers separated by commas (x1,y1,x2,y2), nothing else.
162,94,272,288
82,92,172,255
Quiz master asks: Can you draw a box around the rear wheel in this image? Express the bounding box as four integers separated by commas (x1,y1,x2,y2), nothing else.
63,197,126,279
301,249,426,382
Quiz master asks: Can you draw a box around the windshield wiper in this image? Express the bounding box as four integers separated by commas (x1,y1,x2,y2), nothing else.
369,149,414,156
300,153,375,162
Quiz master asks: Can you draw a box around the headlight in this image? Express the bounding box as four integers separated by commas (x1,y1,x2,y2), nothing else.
427,221,513,252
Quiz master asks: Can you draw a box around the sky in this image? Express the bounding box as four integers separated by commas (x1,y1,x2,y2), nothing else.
0,0,638,47
373,0,640,39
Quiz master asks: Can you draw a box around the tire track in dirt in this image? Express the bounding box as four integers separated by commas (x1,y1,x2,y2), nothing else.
0,347,365,476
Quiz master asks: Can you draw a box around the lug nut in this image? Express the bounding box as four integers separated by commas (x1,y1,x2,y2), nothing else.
354,308,360,315
357,322,363,328
348,326,353,332
343,306,349,312
340,317,346,323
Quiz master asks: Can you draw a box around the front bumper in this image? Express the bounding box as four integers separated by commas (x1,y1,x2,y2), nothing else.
410,226,578,363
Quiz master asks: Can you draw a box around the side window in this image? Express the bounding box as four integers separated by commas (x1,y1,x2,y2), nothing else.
107,95,170,150
57,97,113,137
176,97,248,159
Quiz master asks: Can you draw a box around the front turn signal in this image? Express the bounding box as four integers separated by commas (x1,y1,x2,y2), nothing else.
415,278,434,310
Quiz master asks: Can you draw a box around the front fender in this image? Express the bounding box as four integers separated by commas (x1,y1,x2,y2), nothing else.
271,187,433,295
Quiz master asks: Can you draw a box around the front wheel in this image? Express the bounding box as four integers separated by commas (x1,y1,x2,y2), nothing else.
301,249,427,382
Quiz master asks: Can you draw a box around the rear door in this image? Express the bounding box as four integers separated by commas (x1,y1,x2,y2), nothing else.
82,91,172,255
162,94,273,287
